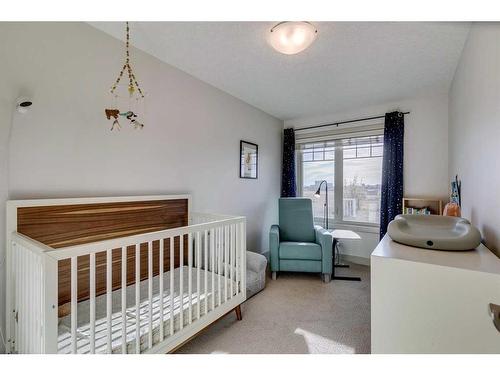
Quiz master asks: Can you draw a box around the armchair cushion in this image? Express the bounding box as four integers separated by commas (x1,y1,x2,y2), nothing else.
279,198,316,242
279,242,322,261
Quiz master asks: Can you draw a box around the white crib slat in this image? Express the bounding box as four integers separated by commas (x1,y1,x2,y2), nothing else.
196,231,201,320
19,248,23,353
31,253,35,353
25,250,29,352
89,252,96,354
27,251,32,353
239,223,242,294
241,222,246,296
23,249,27,353
106,249,112,353
235,224,239,296
30,253,34,353
26,250,31,353
169,237,174,336
210,228,215,312
23,249,27,352
29,252,34,353
11,245,15,352
35,255,41,353
22,249,25,353
159,239,164,340
33,254,38,353
26,251,31,353
121,246,127,354
32,253,38,352
135,244,141,354
217,227,222,307
224,226,228,303
71,256,78,354
32,253,37,352
230,224,234,298
148,241,153,349
188,233,192,324
13,246,18,353
179,236,184,330
239,222,243,295
234,224,237,296
24,250,28,352
18,247,23,353
34,254,39,352
16,247,20,353
204,229,208,316
31,255,35,353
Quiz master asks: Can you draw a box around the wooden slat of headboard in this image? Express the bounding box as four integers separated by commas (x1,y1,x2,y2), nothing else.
17,199,188,248
16,199,189,311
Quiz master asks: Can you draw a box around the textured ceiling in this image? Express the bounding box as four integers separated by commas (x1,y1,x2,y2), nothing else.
90,22,470,121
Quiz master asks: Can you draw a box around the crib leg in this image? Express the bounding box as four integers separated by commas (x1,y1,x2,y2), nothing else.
234,305,242,321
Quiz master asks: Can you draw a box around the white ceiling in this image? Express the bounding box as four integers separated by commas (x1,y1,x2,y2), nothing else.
90,22,470,121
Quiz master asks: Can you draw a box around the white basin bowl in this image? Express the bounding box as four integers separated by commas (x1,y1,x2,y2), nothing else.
387,214,481,251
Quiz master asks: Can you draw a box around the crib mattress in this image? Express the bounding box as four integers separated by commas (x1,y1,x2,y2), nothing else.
57,266,238,354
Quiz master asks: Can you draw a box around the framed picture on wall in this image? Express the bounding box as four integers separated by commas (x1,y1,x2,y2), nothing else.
240,140,258,179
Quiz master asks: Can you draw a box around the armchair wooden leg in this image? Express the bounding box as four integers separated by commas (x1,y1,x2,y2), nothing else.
272,271,277,280
322,273,331,283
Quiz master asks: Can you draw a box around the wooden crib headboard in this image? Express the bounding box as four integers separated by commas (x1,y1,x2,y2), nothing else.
8,195,190,314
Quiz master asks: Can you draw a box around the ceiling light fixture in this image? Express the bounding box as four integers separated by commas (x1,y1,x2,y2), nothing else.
269,21,318,55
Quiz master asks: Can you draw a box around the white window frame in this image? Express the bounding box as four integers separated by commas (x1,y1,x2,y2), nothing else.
296,125,384,232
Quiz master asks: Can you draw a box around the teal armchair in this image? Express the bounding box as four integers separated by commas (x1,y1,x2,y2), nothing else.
270,198,333,282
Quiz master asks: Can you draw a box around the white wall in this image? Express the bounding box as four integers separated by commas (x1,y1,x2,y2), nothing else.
0,22,283,352
449,23,500,257
285,93,450,260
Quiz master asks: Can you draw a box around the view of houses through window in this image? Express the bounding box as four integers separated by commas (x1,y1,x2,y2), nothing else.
299,134,383,226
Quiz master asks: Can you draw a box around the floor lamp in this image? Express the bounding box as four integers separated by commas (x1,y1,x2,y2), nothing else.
314,180,329,230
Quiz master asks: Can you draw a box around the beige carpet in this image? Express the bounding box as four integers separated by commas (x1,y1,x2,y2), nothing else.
176,263,371,354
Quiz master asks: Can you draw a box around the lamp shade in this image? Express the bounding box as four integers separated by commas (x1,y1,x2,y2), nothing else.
314,187,321,198
269,22,318,55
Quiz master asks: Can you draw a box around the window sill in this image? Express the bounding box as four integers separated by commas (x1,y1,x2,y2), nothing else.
333,222,380,234
314,218,380,234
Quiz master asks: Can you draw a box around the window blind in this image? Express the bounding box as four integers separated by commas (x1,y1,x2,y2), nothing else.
298,134,384,162
295,122,384,144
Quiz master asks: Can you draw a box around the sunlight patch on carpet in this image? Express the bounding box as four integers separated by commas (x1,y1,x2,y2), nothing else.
294,328,355,354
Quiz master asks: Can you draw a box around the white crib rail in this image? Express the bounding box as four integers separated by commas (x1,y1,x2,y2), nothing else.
10,213,246,354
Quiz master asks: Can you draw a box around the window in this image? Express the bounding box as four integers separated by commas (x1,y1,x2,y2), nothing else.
301,142,335,221
298,134,383,226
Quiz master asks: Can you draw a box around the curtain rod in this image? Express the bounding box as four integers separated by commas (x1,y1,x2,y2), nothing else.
293,111,410,132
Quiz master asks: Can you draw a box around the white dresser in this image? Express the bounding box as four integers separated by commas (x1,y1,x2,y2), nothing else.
371,235,500,353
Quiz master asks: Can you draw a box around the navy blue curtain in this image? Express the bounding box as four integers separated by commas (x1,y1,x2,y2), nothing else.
379,112,404,239
281,128,296,197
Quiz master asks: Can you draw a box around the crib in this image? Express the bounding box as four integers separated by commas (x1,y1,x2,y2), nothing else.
5,195,246,354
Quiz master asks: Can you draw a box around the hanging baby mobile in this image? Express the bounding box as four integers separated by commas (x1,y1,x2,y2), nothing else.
105,22,146,131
